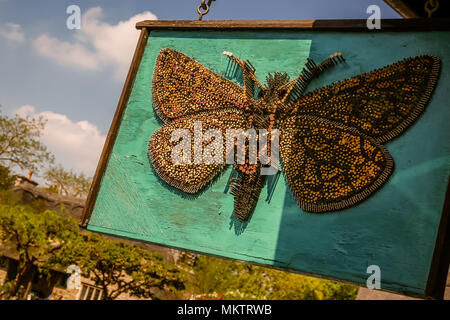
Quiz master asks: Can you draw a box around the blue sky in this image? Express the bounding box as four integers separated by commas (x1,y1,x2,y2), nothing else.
0,0,400,176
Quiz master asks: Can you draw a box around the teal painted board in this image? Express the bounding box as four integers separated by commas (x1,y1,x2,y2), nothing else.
87,29,450,297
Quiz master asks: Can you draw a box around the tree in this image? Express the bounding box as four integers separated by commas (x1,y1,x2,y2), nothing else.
188,255,358,300
0,108,54,174
79,233,186,300
0,195,185,300
44,165,92,199
0,203,82,299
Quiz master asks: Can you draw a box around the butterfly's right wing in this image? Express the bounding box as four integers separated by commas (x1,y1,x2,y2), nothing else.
152,48,247,123
290,55,440,144
280,115,394,212
149,109,248,194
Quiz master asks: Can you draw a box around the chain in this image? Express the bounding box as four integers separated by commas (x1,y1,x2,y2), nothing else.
198,0,216,21
424,0,439,18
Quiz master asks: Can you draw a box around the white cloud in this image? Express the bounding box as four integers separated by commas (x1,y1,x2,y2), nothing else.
15,105,106,175
33,35,100,71
33,7,157,81
0,22,25,43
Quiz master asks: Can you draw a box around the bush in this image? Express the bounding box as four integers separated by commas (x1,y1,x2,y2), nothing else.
188,255,358,300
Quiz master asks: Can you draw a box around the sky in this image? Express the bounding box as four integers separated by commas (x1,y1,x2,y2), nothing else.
0,0,400,177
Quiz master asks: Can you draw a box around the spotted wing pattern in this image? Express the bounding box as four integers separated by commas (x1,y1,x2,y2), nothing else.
148,109,248,194
152,48,247,123
280,115,394,212
291,55,440,143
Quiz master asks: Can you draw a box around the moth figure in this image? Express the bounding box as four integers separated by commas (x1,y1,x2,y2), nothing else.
148,48,440,222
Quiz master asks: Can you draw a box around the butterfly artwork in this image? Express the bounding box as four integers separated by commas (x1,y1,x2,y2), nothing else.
148,48,440,223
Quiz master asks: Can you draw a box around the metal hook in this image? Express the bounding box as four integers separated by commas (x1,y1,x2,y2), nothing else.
425,0,439,18
197,0,216,21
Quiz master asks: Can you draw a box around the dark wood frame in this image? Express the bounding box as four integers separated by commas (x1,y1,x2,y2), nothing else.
383,0,421,18
81,19,450,300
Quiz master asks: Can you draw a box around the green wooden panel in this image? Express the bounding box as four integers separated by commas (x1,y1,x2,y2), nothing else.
87,29,450,297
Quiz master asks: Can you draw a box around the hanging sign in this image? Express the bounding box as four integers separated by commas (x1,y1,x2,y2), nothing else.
82,19,450,299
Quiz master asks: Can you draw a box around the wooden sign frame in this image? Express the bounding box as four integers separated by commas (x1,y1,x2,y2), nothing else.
82,19,450,299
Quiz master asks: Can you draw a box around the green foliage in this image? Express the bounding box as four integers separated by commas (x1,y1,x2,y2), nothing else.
79,233,186,300
0,198,186,300
0,165,16,190
188,255,358,300
0,204,81,262
0,203,81,299
0,279,13,300
44,164,92,199
0,108,54,174
0,189,21,207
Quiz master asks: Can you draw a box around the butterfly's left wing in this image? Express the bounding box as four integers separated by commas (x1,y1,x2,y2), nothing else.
152,48,247,123
149,109,248,194
280,115,393,212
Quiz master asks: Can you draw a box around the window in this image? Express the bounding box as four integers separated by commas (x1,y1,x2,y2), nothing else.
6,259,18,282
78,283,103,300
57,273,70,288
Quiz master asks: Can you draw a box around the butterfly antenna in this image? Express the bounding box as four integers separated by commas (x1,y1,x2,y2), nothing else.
281,52,346,104
222,51,266,103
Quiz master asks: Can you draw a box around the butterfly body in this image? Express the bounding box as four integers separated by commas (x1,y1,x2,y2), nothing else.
149,48,440,222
